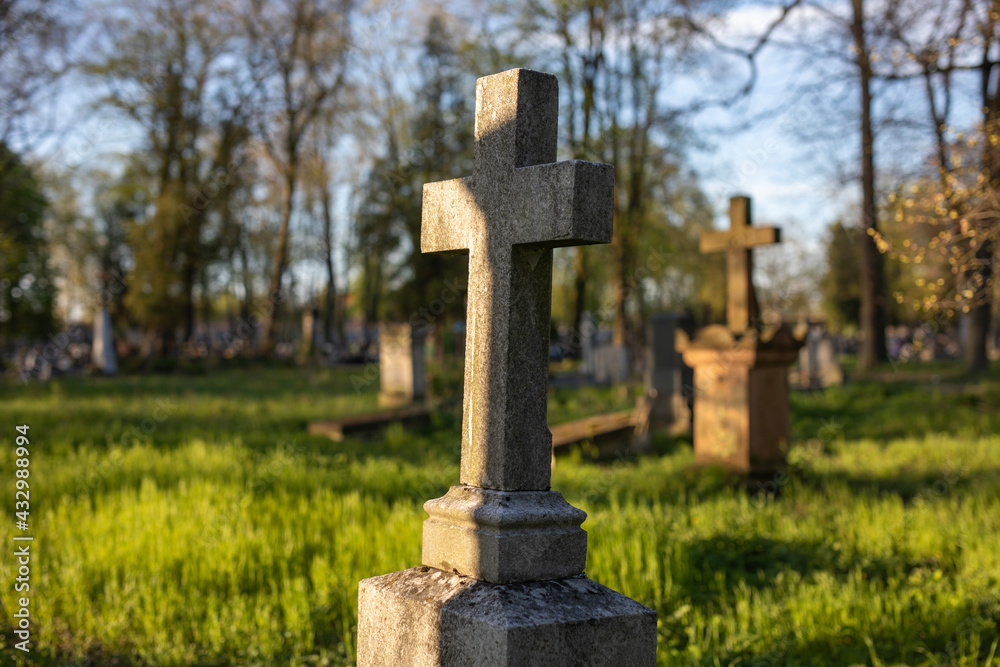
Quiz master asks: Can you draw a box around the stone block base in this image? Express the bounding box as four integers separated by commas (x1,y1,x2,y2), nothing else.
358,567,657,666
423,486,587,584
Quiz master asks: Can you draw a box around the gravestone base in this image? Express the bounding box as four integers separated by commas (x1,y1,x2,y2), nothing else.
680,324,802,477
378,390,415,409
358,567,657,667
422,486,587,584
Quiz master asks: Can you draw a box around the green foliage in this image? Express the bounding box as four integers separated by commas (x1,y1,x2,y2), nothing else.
0,143,55,341
824,218,940,332
823,221,863,331
85,0,252,352
1,368,999,665
354,15,474,329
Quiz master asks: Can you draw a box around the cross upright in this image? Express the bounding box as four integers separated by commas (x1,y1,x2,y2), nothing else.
422,68,614,493
699,195,780,333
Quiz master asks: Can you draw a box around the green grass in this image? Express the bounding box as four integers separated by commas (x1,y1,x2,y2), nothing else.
0,364,998,665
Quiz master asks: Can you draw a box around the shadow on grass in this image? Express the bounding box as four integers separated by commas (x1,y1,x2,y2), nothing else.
799,467,1000,504
791,370,1000,444
675,535,953,598
704,588,1000,667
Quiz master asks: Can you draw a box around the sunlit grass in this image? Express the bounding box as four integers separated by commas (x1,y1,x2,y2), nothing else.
0,365,997,665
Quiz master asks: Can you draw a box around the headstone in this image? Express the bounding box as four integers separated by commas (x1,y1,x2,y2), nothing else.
679,196,802,476
797,325,843,388
378,322,427,407
299,308,320,360
646,312,693,434
92,307,118,376
357,68,656,666
816,336,843,386
593,343,629,385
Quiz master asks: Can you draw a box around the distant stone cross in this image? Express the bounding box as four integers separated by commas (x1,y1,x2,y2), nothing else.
699,195,779,332
422,68,614,492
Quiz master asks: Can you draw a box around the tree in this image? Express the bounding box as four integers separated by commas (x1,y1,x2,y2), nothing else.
516,0,610,353
878,0,999,371
0,0,70,157
243,0,354,354
849,0,890,369
507,0,801,369
44,165,142,331
823,221,863,330
774,0,908,367
85,0,253,358
0,143,55,342
299,126,344,347
353,14,474,338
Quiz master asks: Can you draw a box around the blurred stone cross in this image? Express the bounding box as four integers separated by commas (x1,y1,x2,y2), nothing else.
358,68,657,666
700,195,779,332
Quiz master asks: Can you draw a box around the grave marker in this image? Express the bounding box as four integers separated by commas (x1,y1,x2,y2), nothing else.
378,322,427,407
92,307,117,376
679,196,802,476
699,195,778,334
647,312,693,434
357,68,656,666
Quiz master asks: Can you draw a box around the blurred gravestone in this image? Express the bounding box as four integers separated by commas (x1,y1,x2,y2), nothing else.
357,68,656,666
646,312,693,434
679,196,802,476
378,322,427,407
299,308,321,360
92,307,118,376
797,324,843,389
593,342,629,385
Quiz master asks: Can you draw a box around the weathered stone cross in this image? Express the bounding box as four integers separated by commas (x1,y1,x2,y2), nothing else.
358,70,657,666
699,195,779,332
422,68,614,493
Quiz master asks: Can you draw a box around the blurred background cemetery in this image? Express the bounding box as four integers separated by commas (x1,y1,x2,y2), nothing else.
1,0,999,664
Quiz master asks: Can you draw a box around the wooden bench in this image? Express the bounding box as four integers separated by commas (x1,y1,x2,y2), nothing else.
308,405,431,442
550,393,653,463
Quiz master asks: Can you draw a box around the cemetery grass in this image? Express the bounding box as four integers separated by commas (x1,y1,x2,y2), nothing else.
0,366,997,666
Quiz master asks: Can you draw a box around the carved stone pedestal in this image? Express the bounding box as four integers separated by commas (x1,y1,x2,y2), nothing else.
680,324,802,476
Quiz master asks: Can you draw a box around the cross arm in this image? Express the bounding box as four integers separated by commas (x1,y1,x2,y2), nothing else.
422,176,474,254
700,226,780,254
510,160,614,247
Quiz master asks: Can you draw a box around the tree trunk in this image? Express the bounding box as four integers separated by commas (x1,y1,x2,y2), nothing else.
570,248,587,356
965,262,992,372
262,160,297,354
967,22,999,373
321,182,337,349
181,265,196,347
852,0,888,370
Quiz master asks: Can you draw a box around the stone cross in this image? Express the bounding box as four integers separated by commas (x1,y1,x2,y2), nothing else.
699,196,779,332
358,69,657,666
422,68,613,492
